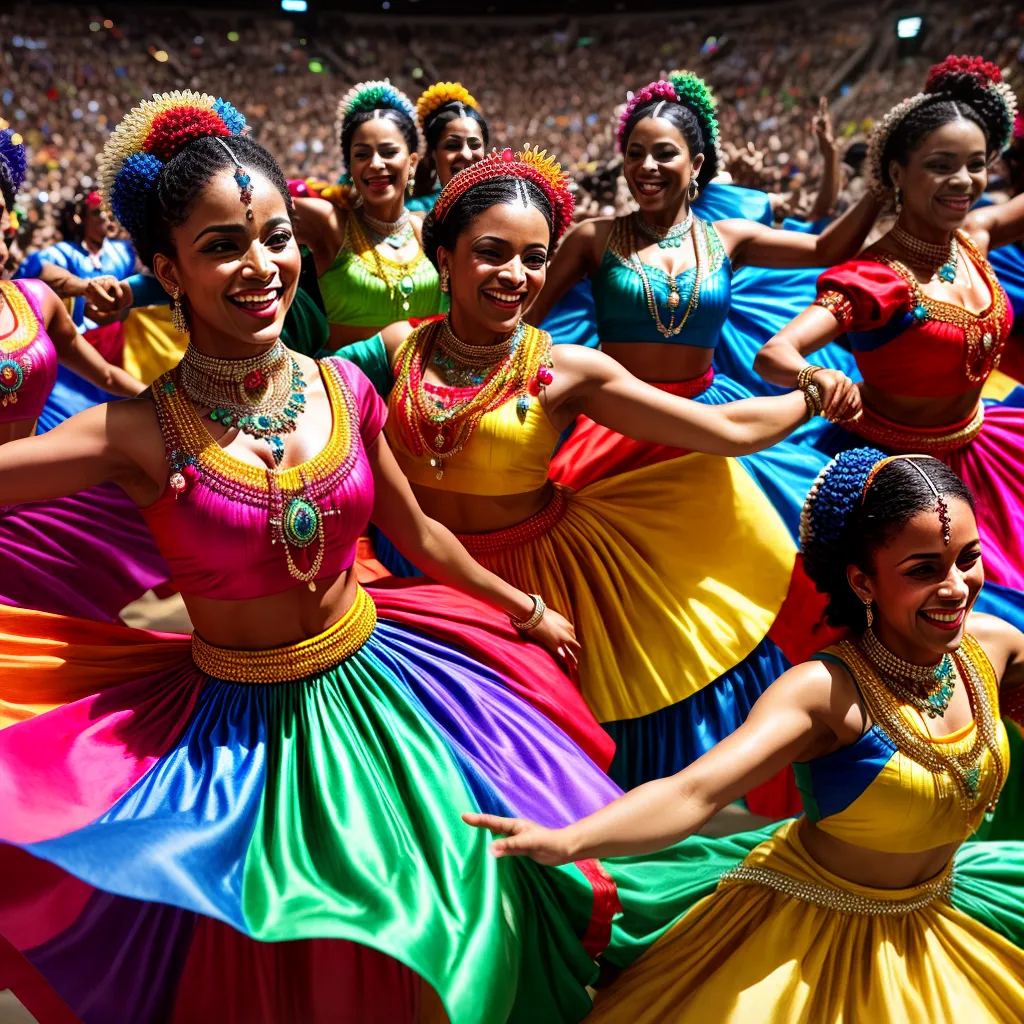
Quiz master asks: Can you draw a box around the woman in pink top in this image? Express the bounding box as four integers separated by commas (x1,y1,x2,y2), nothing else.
0,92,706,1023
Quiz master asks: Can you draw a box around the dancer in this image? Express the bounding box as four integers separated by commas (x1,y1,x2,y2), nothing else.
0,91,706,1024
468,449,1024,1024
293,80,444,352
0,122,166,622
347,146,833,789
524,73,875,472
756,56,1024,627
409,81,488,212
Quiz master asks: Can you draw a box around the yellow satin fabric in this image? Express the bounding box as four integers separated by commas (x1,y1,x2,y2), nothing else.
122,305,186,385
981,367,1019,402
814,639,1009,853
388,394,561,496
465,455,795,722
590,820,1024,1024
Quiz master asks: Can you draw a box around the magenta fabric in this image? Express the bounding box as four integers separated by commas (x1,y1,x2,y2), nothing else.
0,279,58,424
140,359,385,601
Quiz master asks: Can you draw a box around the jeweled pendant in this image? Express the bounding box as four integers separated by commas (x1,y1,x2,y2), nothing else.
912,305,929,322
436,469,444,481
965,765,981,798
937,262,957,283
283,497,320,548
667,290,681,309
308,581,317,592
517,395,530,422
434,433,445,447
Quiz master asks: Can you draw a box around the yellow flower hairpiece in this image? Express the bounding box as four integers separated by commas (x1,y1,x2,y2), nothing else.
416,82,481,124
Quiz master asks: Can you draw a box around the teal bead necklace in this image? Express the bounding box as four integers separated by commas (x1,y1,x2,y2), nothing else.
634,211,694,249
861,627,957,718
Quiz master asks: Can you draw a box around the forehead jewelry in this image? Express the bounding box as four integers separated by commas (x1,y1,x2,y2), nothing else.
862,455,951,545
215,137,254,218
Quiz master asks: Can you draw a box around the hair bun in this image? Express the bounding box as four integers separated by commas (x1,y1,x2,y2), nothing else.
925,55,1002,95
924,54,1017,153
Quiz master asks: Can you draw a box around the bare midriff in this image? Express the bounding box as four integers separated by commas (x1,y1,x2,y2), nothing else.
798,816,958,890
410,480,555,535
859,383,984,427
601,341,714,383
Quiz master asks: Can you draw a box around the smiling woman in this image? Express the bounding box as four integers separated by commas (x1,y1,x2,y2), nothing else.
292,79,445,351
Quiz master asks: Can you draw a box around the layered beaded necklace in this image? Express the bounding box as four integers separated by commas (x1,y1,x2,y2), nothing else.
348,213,420,313
841,632,1004,813
890,223,959,284
177,341,307,466
391,317,554,481
360,207,415,250
633,210,694,249
860,627,956,718
430,316,519,388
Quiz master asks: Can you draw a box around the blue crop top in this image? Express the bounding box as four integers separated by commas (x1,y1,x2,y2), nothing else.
591,216,730,347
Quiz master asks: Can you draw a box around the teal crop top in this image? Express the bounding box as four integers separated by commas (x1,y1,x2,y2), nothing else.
592,216,730,347
319,214,444,328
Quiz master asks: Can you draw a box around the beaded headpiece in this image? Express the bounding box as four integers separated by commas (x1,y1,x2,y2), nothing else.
213,137,254,213
867,55,1019,200
335,79,420,182
416,81,481,129
617,70,721,169
799,447,887,554
433,146,575,243
862,454,952,545
0,118,28,197
98,90,248,239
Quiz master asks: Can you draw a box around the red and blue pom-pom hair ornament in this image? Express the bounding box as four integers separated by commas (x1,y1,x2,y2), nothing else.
867,55,1019,201
334,79,420,184
616,70,721,172
432,146,575,244
98,91,248,239
0,118,28,199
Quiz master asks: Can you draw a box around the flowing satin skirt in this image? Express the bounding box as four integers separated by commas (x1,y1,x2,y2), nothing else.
590,819,1024,1024
0,585,645,1024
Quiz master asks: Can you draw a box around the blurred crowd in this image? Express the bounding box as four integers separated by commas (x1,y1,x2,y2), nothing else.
2,0,1022,263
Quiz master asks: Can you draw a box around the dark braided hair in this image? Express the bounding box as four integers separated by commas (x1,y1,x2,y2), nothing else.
800,448,976,631
414,102,490,197
421,177,553,270
340,109,419,179
882,66,1011,187
136,135,290,270
622,101,717,186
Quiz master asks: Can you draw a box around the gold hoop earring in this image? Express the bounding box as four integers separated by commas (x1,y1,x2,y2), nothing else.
170,287,189,334
863,598,874,629
439,267,450,294
688,179,699,201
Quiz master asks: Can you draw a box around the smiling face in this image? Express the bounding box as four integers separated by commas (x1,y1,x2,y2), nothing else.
890,119,988,232
433,116,486,187
848,497,982,662
438,200,550,339
623,116,703,216
151,167,300,356
348,117,417,210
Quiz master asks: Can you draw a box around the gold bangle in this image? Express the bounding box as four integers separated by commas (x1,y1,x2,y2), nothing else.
801,381,823,418
797,364,824,390
510,594,546,632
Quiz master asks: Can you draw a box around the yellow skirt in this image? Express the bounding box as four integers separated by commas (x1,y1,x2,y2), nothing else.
458,454,797,724
590,820,1024,1023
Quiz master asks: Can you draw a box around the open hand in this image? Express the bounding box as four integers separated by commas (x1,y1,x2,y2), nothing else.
812,97,836,152
526,607,581,682
462,812,575,865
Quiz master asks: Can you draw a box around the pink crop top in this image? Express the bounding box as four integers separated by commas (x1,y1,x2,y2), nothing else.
814,234,1012,399
0,279,58,423
142,357,386,600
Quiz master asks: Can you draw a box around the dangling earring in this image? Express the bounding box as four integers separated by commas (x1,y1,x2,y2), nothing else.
407,178,415,197
687,179,699,202
170,287,189,334
863,597,874,629
439,267,450,294
893,186,903,215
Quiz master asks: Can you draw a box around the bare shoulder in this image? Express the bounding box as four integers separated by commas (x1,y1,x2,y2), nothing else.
549,339,608,376
966,611,1022,675
556,215,615,260
380,319,416,361
759,655,866,743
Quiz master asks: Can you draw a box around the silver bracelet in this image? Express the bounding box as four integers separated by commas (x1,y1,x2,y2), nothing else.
510,594,546,632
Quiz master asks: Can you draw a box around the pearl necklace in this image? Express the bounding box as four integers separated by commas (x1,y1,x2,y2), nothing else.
890,223,959,284
360,208,414,250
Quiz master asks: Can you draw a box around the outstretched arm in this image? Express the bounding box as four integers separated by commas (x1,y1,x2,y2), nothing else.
42,285,143,398
551,345,814,454
806,99,840,222
754,305,862,422
365,432,580,670
964,192,1024,254
291,197,346,277
719,190,880,270
465,660,846,863
525,218,610,326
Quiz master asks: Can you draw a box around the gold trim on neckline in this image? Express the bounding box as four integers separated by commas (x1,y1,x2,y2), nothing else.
0,282,41,353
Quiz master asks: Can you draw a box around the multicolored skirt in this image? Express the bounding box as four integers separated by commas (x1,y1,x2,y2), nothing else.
0,585,660,1023
590,818,1024,1023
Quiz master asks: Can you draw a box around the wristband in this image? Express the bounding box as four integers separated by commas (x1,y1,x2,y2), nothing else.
510,594,546,632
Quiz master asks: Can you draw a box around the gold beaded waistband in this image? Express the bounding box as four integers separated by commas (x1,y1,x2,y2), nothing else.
852,402,984,454
456,485,569,556
191,586,377,683
718,862,954,916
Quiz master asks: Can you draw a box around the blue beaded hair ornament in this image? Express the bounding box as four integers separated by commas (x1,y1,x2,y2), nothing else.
0,121,28,197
